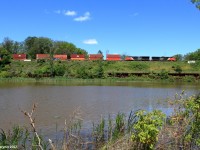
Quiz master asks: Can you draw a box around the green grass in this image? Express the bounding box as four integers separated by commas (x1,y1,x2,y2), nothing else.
9,60,198,74
1,60,199,82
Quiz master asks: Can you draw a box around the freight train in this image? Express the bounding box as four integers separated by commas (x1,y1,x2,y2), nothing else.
11,54,176,61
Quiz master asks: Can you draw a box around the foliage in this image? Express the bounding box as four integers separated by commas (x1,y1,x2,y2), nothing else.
53,63,66,76
97,50,103,55
76,66,90,79
25,37,53,59
2,37,14,53
184,49,200,61
191,0,200,9
173,65,182,73
0,58,199,81
92,116,106,144
0,48,12,70
92,112,126,148
182,75,196,82
0,125,48,149
0,71,11,78
112,112,126,140
131,110,166,149
173,54,183,61
181,94,200,147
158,69,169,79
130,62,149,71
95,61,104,78
161,92,200,149
190,60,200,70
54,41,87,57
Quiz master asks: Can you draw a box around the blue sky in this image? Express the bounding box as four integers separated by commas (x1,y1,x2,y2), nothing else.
0,0,200,57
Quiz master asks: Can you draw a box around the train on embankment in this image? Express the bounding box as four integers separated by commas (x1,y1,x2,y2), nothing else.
6,53,200,79
11,54,176,61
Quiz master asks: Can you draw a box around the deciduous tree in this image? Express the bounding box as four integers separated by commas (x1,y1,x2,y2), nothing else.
191,0,200,9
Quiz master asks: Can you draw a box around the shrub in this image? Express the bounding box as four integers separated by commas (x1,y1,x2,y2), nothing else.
173,65,182,73
131,110,166,149
0,71,11,78
158,69,169,79
130,62,149,71
54,64,65,76
191,61,200,70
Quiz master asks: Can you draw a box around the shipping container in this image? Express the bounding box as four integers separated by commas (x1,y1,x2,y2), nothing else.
106,54,121,61
53,54,67,61
89,54,103,60
36,54,50,60
71,54,85,60
12,54,27,60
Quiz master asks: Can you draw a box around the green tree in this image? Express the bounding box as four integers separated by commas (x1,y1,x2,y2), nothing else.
96,61,104,78
191,0,200,9
184,49,200,61
0,47,11,68
25,37,53,59
2,37,14,53
54,41,76,54
97,50,103,54
54,41,87,59
13,41,25,54
173,54,183,61
24,36,38,58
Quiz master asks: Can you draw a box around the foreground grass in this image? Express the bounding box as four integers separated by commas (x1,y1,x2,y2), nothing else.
1,92,200,149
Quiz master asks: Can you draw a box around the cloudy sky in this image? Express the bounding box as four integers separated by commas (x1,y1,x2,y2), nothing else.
0,0,200,56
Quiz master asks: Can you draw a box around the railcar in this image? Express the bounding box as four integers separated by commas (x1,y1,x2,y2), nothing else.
89,54,103,60
106,54,121,61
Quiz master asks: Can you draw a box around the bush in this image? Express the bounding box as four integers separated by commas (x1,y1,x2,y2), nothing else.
130,62,149,71
158,69,169,79
131,110,166,149
182,76,196,82
0,71,11,78
173,65,182,73
191,61,200,70
54,64,65,76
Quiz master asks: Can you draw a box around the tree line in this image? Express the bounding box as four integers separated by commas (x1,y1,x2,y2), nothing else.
192,0,200,9
0,36,88,59
173,49,200,61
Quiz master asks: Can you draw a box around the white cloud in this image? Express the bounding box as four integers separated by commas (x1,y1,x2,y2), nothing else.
74,12,90,22
83,39,98,45
64,10,77,16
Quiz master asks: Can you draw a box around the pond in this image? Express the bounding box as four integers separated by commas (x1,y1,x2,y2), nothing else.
0,80,199,136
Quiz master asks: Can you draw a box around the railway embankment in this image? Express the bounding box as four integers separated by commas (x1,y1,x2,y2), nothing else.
108,72,200,79
0,60,199,82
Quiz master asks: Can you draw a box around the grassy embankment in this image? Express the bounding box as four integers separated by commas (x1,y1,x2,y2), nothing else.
0,60,199,82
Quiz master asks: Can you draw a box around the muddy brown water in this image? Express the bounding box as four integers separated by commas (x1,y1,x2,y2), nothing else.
0,80,199,137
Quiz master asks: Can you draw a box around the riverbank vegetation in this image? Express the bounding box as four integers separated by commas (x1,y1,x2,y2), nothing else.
0,59,199,83
1,92,200,149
